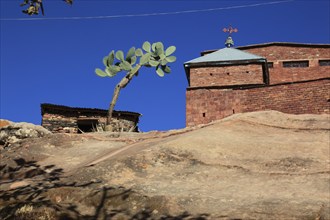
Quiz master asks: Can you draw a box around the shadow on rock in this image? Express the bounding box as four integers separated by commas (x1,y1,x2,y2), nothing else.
0,158,209,220
0,158,96,219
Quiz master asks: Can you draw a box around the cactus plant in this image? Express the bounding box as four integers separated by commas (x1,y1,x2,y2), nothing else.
95,41,176,130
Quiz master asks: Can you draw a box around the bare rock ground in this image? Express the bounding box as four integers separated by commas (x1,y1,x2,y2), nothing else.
0,111,329,219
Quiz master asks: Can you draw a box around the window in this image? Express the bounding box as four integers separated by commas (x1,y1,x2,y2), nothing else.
319,60,330,66
267,62,274,68
283,61,309,68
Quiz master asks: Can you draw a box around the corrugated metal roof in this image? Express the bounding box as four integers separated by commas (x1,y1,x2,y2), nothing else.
237,42,330,49
41,103,141,116
185,47,265,65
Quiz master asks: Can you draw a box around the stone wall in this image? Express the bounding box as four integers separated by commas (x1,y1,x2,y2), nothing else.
42,113,138,133
186,79,330,126
106,117,138,132
240,45,330,84
241,45,329,61
189,64,264,87
42,113,91,133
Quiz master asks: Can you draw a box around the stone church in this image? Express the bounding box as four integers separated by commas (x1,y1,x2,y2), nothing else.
184,32,330,126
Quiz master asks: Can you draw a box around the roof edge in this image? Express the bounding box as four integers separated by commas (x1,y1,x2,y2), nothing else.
185,58,266,68
185,47,265,65
41,103,141,116
201,42,330,56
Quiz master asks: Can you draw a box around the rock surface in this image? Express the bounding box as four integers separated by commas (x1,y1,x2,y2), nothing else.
0,111,329,220
0,120,12,128
0,120,51,146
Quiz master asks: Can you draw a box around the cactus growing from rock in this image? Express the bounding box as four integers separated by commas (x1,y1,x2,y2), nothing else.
95,41,176,131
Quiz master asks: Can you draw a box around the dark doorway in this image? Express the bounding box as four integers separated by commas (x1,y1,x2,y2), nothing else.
77,119,99,133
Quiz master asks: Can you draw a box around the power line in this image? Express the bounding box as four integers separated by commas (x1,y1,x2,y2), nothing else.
1,0,294,21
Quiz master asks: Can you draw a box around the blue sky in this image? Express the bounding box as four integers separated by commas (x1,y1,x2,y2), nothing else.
1,0,329,131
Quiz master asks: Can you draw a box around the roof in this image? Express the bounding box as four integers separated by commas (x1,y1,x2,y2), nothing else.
183,47,269,86
185,47,266,66
201,42,330,56
41,103,141,117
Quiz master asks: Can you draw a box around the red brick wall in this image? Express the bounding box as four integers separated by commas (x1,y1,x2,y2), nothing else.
186,79,330,126
267,65,330,84
189,64,264,87
241,46,330,84
241,46,329,61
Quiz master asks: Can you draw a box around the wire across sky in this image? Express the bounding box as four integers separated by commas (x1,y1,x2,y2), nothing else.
1,0,294,21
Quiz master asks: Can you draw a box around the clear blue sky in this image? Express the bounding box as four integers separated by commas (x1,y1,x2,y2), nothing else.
1,0,329,131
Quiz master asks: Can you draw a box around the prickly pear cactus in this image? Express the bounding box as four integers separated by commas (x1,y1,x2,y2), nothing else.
95,41,177,128
95,41,176,78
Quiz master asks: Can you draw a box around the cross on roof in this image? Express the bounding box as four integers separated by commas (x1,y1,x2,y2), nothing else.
223,25,238,36
223,25,238,48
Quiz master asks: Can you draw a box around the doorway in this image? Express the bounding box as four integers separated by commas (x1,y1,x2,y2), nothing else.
77,119,99,133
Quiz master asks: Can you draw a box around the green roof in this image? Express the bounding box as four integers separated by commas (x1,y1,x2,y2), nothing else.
185,47,265,65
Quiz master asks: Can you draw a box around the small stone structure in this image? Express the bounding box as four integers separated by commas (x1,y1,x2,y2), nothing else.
41,103,141,133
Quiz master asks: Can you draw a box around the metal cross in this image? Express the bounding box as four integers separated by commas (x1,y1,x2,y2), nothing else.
223,25,238,36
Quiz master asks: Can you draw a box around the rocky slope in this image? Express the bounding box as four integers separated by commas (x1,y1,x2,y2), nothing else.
0,111,329,220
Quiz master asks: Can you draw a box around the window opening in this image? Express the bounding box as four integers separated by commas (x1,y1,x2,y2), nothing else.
319,60,330,66
267,62,274,68
283,61,309,68
202,113,206,117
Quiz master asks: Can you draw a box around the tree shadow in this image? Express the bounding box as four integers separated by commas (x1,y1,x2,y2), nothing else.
70,186,209,220
0,158,209,220
0,158,97,219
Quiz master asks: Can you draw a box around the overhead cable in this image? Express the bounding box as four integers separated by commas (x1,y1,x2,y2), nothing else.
1,0,294,21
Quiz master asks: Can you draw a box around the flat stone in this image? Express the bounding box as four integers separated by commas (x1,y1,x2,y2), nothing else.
9,181,30,189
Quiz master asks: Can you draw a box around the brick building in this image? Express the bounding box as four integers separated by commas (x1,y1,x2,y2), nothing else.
184,42,330,126
41,103,141,133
